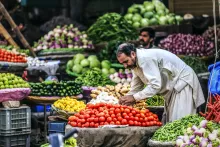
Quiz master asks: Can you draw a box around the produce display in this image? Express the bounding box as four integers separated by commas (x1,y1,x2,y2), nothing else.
68,103,162,128
90,83,130,99
0,48,27,63
146,95,164,106
175,120,220,147
152,115,205,142
89,92,119,104
27,57,46,67
66,53,116,76
87,13,137,44
33,24,94,52
159,34,214,57
75,69,115,87
53,97,86,112
87,13,137,62
109,69,132,84
0,45,29,56
203,26,220,48
124,0,183,28
0,73,29,89
181,56,207,74
200,95,220,123
41,137,77,147
29,81,82,96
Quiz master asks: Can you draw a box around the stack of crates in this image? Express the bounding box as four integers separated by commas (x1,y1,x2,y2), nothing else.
0,106,31,147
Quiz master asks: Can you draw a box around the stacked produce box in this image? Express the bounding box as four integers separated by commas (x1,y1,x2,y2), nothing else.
0,106,31,147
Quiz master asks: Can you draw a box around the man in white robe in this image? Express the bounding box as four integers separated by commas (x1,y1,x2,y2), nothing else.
117,43,205,123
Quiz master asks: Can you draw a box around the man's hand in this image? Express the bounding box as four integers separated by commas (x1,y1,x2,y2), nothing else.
119,95,136,106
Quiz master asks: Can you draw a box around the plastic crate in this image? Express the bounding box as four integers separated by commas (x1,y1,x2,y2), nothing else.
31,105,51,112
0,134,30,147
48,121,67,135
0,106,31,135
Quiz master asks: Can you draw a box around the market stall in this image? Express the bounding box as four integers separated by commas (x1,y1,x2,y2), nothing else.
0,0,220,147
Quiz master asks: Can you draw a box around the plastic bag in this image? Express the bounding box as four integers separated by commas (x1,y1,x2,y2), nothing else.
208,61,220,94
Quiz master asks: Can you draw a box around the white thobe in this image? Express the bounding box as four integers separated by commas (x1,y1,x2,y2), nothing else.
127,48,205,123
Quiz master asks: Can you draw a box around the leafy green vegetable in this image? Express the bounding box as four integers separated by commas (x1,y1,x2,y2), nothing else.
76,68,115,87
181,56,207,74
87,13,137,44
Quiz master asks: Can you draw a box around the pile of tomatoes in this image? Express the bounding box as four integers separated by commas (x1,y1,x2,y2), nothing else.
68,103,162,128
0,49,27,63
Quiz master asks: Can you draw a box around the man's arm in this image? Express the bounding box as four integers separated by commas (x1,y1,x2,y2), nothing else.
126,70,144,96
133,58,162,101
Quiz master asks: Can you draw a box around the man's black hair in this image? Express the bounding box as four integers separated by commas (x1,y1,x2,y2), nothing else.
140,27,155,38
116,43,136,56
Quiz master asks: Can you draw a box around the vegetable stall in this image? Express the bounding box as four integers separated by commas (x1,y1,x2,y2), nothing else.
0,0,219,147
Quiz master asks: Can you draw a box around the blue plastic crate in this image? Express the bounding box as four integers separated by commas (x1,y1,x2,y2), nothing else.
48,122,67,135
31,105,51,112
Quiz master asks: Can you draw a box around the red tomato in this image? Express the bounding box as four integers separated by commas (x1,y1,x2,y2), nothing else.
140,113,145,118
77,119,81,123
79,115,84,119
134,117,139,121
129,116,134,121
70,122,77,127
115,121,121,125
134,121,138,126
100,122,104,125
84,114,90,119
94,118,99,122
107,117,112,122
145,109,149,113
77,122,82,127
75,113,80,117
116,113,121,117
142,122,146,126
128,113,133,117
124,108,130,113
94,123,99,128
113,118,117,122
111,114,116,118
120,108,124,112
115,108,121,114
109,108,115,111
129,120,134,126
117,116,123,121
146,122,150,126
98,112,105,117
138,122,141,126
98,107,104,112
136,114,141,117
90,122,95,127
124,115,129,120
139,118,144,122
122,113,127,117
81,119,86,123
99,116,105,122
109,111,114,115
144,117,148,122
104,122,109,125
121,119,127,125
68,116,76,121
110,121,115,125
84,122,89,127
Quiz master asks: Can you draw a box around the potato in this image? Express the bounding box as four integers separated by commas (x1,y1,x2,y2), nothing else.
90,94,97,98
